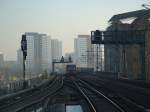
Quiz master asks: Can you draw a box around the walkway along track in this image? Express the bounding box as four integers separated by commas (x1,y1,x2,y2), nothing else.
70,76,125,112
0,75,64,112
78,75,149,112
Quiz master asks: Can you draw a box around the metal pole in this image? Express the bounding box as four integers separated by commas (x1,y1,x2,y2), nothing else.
96,45,99,72
52,62,54,74
109,48,112,72
140,44,146,80
21,34,27,89
23,56,26,89
122,45,127,77
100,44,103,71
34,105,37,112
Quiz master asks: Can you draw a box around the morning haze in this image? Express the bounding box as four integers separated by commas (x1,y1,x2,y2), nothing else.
0,0,146,60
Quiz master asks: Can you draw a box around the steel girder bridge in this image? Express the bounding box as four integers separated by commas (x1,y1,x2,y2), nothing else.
91,30,146,80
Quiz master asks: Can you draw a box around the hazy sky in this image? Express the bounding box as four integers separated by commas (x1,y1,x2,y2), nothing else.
0,0,147,60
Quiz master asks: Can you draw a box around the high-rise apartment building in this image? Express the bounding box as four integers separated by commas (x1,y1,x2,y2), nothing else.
0,52,4,80
51,39,62,61
23,32,52,79
17,49,23,76
0,52,4,70
74,35,94,70
41,34,52,74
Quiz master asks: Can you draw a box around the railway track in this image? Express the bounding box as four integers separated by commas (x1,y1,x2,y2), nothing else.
0,76,56,108
70,77,125,112
0,75,149,112
0,75,64,112
16,76,64,112
77,75,150,112
119,78,150,90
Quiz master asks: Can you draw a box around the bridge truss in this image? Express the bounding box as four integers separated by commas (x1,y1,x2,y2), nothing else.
91,30,146,79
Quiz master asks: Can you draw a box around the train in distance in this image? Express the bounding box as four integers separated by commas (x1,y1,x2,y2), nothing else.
66,64,76,75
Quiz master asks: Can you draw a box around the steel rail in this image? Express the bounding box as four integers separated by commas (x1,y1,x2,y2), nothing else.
0,77,56,109
0,76,55,101
0,75,56,108
15,75,64,112
71,77,97,112
78,78,126,112
0,75,59,111
78,76,147,112
92,77,150,109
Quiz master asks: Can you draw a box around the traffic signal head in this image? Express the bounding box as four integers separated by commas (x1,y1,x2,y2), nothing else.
95,30,102,36
21,35,27,51
91,30,102,44
21,34,27,60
